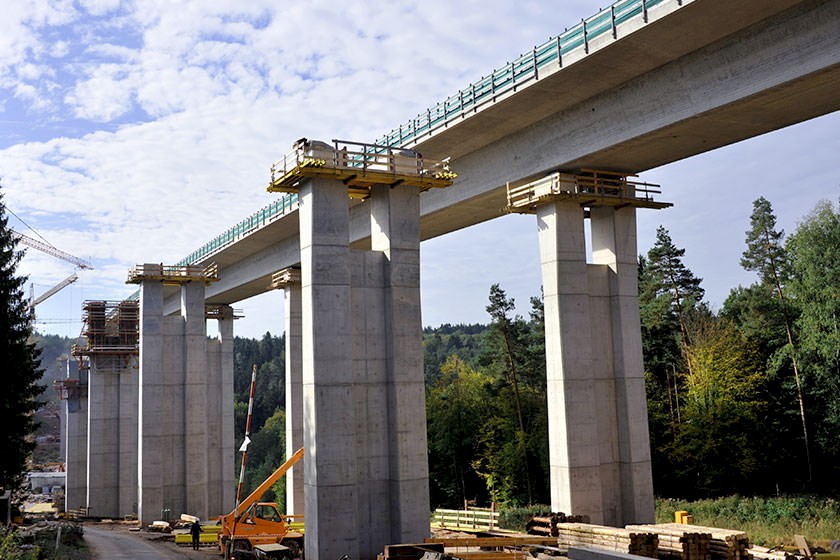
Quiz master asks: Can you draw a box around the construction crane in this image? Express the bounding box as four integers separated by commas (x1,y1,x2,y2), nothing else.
12,230,94,312
14,231,93,270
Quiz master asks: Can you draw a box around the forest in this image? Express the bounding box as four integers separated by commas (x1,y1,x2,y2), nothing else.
227,197,839,510
29,197,839,510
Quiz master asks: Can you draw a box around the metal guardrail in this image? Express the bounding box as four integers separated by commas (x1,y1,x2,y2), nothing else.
175,194,299,268
376,0,673,148
176,0,678,269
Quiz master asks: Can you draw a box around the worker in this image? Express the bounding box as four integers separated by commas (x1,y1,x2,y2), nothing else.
190,518,201,550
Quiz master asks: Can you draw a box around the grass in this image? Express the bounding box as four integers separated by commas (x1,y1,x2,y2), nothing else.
656,496,840,548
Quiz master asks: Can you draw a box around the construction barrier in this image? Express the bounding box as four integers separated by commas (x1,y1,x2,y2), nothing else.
432,508,499,531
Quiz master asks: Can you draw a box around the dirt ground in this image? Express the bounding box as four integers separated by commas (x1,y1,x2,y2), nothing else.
83,520,495,560
84,520,222,559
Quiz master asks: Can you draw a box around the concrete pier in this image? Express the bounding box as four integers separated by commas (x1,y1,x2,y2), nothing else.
136,267,235,523
299,176,357,560
537,201,653,526
63,363,88,513
299,177,430,560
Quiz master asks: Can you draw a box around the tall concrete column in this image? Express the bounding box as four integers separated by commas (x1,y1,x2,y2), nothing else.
205,304,234,518
349,249,390,557
138,280,165,523
162,315,187,516
369,183,429,545
118,360,139,515
283,272,305,516
218,305,236,515
299,176,357,560
537,200,604,523
86,359,120,517
65,363,88,513
183,281,209,518
590,206,654,523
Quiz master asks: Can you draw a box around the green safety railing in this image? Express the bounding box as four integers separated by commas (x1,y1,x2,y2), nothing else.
176,0,672,268
375,0,669,148
174,193,299,267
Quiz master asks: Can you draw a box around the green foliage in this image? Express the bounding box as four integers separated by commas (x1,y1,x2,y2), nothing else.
0,189,45,499
427,355,495,507
675,315,770,495
741,196,790,286
498,504,552,532
423,323,486,385
426,285,548,509
655,495,840,545
232,333,288,506
785,199,840,487
0,528,37,560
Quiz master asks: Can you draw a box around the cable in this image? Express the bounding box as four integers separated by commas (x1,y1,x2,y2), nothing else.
6,205,53,246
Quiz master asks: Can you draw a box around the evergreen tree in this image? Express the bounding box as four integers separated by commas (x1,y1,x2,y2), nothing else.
639,229,704,495
645,226,705,347
741,196,811,481
0,190,45,499
482,284,532,504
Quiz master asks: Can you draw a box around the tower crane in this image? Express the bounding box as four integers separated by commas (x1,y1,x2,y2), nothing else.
12,230,94,312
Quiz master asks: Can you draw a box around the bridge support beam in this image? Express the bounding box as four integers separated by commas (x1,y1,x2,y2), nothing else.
537,201,653,526
283,272,305,516
299,177,429,560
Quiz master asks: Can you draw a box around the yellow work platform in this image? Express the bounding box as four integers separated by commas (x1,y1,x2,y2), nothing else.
507,169,672,213
267,138,456,198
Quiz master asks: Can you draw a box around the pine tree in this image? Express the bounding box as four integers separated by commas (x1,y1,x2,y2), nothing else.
645,226,705,347
0,189,45,499
741,196,811,481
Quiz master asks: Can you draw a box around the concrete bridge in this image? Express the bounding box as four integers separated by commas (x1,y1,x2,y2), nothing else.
61,0,840,559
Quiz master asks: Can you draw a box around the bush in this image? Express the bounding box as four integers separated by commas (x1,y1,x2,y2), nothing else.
499,504,552,532
656,495,840,546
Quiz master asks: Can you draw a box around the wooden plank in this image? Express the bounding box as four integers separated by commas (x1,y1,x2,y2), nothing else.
794,535,812,559
426,537,557,548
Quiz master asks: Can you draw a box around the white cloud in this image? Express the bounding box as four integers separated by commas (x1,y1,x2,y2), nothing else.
3,0,839,338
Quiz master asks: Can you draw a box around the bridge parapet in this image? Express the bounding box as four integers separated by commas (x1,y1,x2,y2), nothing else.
506,170,671,214
268,138,456,198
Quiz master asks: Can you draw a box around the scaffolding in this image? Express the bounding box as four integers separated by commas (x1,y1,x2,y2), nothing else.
506,169,672,213
267,138,457,198
72,300,140,374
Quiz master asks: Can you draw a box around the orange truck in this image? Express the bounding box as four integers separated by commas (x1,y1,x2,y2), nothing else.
219,447,304,559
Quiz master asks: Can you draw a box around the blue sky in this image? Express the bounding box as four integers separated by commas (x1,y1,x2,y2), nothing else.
2,0,838,339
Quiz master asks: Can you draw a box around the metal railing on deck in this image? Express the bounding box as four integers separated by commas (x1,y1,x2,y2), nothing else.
268,138,455,191
376,0,675,148
175,194,299,267
176,0,680,270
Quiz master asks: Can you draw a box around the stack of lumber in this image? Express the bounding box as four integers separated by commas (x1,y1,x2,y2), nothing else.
527,513,591,537
556,523,659,558
627,524,751,560
424,536,556,560
749,545,794,560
